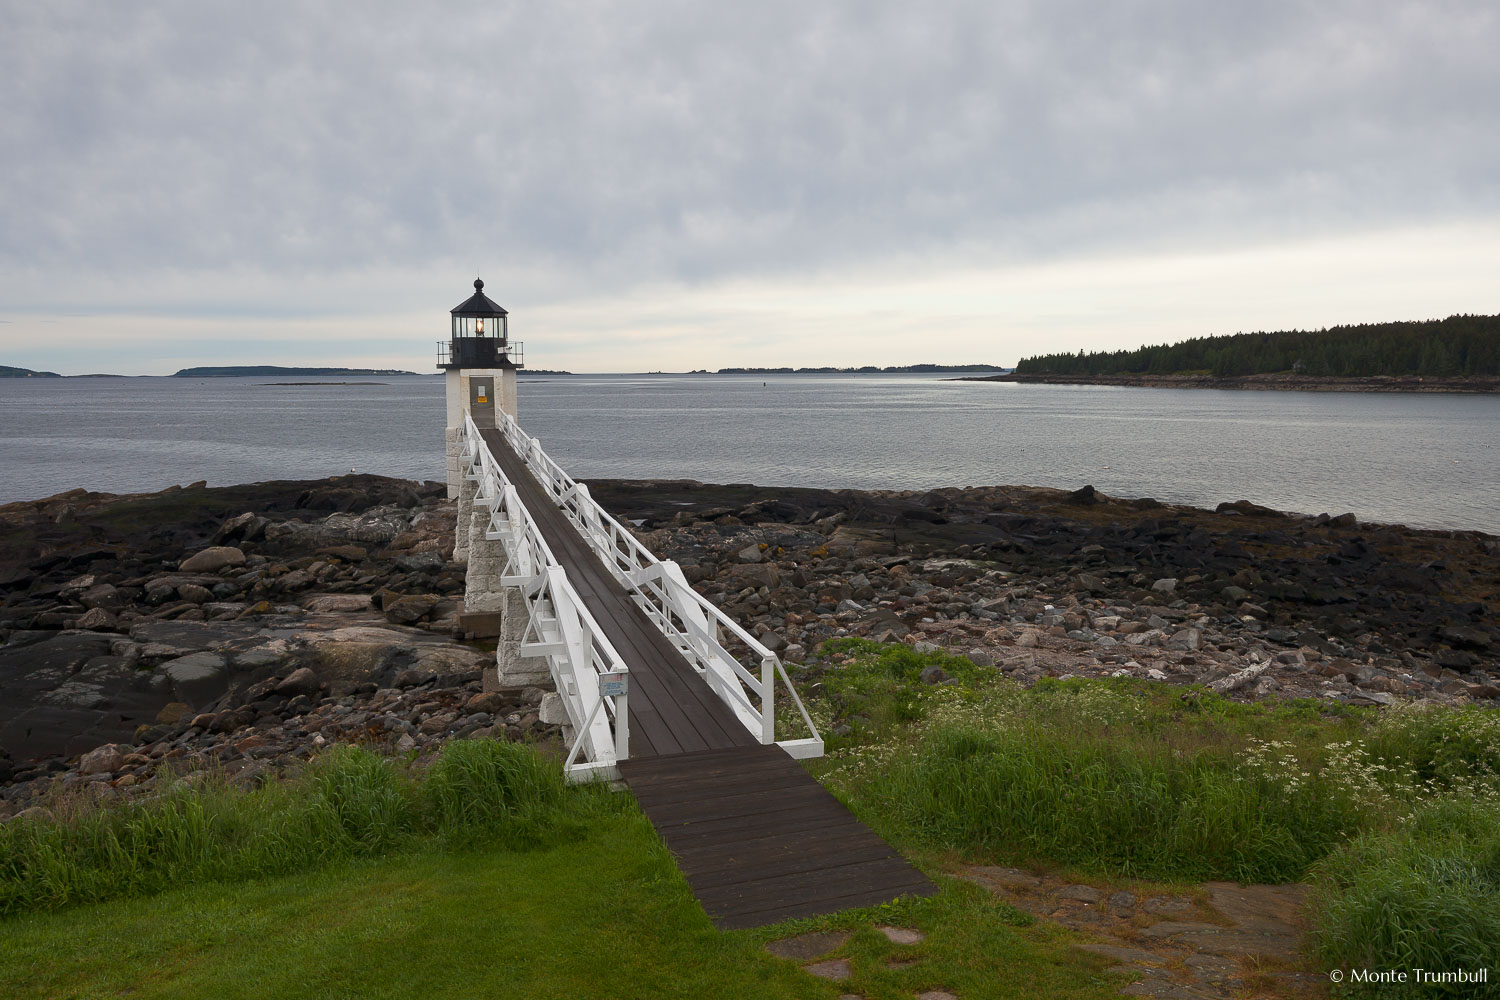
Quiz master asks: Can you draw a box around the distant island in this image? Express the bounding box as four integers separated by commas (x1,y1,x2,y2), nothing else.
0,365,62,378
966,314,1500,392
694,364,1009,375
173,366,422,377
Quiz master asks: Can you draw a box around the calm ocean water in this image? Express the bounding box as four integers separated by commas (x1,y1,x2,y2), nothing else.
1,374,1496,533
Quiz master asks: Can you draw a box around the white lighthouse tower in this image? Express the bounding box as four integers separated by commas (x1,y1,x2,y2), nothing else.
440,278,522,497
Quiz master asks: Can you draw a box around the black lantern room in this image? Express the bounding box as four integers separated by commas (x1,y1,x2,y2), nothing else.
437,278,524,369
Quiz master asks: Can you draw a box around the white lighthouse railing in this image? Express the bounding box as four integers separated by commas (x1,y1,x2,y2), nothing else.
460,415,628,781
488,409,823,761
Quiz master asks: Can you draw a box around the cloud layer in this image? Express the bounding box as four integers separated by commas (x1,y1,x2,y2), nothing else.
3,1,1497,371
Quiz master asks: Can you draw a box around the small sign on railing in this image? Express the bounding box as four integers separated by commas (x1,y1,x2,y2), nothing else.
599,671,628,698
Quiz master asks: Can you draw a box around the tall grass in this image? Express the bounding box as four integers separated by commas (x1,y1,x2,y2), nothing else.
0,741,616,917
838,715,1361,883
1312,798,1500,997
810,639,1500,980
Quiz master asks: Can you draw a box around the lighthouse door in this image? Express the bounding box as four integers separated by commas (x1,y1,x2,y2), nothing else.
469,376,496,429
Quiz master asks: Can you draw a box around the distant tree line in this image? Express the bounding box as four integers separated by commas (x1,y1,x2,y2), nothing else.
708,364,1006,374
1015,314,1500,378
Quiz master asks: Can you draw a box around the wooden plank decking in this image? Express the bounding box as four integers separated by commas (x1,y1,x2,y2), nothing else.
482,428,756,758
480,427,934,927
619,745,935,929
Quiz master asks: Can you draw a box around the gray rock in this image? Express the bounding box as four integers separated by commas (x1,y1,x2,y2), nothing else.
538,692,570,726
80,584,124,611
737,544,764,564
177,584,214,604
212,511,269,544
393,668,434,688
1055,884,1102,903
1435,648,1479,671
232,642,294,671
76,607,121,631
79,743,129,775
966,648,995,668
394,552,444,573
465,691,506,715
764,930,851,960
161,652,230,707
129,621,245,657
384,594,438,624
273,667,322,698
1168,628,1201,651
0,633,115,688
179,546,246,573
1151,578,1178,595
722,563,780,590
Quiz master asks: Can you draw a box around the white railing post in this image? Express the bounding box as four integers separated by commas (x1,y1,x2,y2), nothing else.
466,410,821,765
615,689,629,762
761,655,775,744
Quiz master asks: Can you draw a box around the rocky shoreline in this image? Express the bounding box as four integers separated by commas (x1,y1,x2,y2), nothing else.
959,372,1500,392
1,474,1496,820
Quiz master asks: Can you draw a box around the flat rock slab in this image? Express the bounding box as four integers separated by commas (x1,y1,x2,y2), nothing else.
302,593,376,613
804,959,851,981
961,865,1045,890
0,632,172,758
129,621,252,655
161,652,230,708
879,925,925,945
765,930,850,960
1075,943,1167,966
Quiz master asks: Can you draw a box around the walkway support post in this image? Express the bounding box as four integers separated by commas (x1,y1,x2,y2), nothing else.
497,586,551,686
453,461,476,565
465,497,505,615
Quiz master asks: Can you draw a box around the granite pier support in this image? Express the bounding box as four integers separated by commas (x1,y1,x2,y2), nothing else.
497,587,552,687
453,470,476,566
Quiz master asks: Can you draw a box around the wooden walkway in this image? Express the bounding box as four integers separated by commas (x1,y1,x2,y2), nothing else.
620,745,935,929
481,428,934,927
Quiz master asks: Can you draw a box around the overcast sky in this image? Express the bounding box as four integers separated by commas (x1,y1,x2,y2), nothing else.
3,1,1497,374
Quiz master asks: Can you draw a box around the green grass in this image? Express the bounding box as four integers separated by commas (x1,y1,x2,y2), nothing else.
7,638,1500,996
0,740,614,915
801,639,1500,994
808,640,1376,881
0,812,1122,1000
1311,797,1500,998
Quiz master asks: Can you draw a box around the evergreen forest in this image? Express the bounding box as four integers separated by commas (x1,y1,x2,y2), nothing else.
1015,313,1500,377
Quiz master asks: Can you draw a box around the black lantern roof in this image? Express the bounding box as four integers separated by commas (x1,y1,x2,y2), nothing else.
450,278,508,318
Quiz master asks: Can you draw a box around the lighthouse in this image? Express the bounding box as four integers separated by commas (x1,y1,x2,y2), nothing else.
440,278,523,497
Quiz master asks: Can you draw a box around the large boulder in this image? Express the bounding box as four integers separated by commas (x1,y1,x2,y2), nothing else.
79,743,130,775
179,546,246,573
384,595,438,624
211,512,269,544
80,583,124,611
273,667,322,698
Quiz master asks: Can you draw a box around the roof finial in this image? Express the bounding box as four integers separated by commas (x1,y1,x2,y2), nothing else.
474,277,484,291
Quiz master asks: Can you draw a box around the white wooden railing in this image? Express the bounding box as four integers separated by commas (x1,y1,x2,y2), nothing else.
460,415,629,781
490,408,823,761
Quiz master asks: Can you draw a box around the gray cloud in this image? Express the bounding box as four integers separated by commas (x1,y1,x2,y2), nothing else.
3,0,1498,312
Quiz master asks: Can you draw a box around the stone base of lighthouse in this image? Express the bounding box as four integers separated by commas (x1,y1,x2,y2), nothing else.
444,367,517,497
